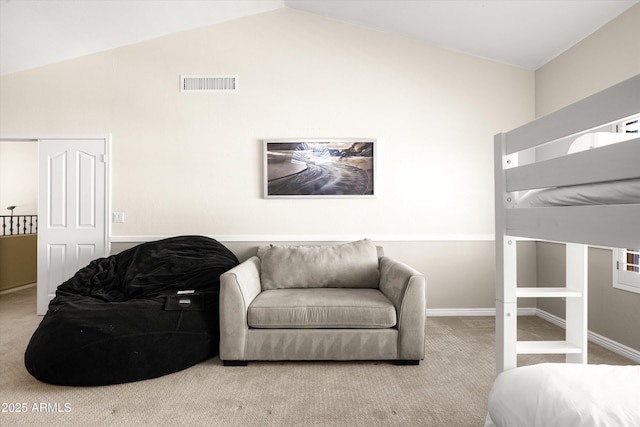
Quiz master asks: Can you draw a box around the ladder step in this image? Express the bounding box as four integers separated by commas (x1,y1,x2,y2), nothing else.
516,287,583,298
517,340,583,355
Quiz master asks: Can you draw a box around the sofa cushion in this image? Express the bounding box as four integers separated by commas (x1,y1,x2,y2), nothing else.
260,239,380,290
247,288,396,329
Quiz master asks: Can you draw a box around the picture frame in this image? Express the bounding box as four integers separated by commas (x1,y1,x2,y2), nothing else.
264,138,377,198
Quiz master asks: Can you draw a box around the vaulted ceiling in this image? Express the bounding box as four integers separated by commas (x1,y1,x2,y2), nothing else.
1,0,637,75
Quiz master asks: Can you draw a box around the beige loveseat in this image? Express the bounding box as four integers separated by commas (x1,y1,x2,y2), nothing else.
219,239,426,365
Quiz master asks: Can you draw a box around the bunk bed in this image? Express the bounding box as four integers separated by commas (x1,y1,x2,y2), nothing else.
487,74,640,426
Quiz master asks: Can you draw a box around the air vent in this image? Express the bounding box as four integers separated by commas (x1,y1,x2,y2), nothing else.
180,75,237,92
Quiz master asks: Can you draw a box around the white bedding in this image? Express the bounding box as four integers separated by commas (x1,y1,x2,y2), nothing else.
517,178,640,207
485,363,640,427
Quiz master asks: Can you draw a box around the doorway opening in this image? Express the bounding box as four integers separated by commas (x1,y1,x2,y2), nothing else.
0,139,37,294
0,136,111,314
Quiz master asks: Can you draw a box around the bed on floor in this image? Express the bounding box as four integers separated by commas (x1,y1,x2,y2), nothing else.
486,363,640,427
488,74,640,426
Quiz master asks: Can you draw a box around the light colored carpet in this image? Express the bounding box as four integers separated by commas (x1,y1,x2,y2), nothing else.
0,286,633,426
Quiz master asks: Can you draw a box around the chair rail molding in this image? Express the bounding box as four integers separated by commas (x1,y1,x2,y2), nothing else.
109,234,496,243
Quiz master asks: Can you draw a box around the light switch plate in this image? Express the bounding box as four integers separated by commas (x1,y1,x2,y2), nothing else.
113,212,125,223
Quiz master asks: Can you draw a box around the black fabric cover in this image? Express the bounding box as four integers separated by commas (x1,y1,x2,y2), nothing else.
25,236,239,386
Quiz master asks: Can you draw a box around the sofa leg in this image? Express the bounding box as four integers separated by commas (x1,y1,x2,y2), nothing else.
223,360,248,366
395,360,420,366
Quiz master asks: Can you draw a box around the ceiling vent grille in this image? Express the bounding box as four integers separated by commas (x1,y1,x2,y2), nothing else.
180,75,237,92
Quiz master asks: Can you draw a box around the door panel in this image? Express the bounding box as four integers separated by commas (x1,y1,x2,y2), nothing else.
78,151,97,227
38,138,109,314
76,243,97,270
46,244,66,294
49,151,67,227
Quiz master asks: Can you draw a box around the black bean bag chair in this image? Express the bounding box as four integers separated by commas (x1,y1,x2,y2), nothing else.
24,235,239,386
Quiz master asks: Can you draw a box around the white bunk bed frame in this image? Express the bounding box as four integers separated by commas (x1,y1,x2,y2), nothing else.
494,74,640,374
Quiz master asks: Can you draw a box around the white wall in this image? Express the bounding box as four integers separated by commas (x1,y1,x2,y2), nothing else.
536,3,640,117
0,141,37,216
0,8,534,309
0,8,533,238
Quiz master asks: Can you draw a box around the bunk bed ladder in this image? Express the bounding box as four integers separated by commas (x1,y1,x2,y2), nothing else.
497,239,588,373
564,243,588,363
495,131,588,374
495,236,517,372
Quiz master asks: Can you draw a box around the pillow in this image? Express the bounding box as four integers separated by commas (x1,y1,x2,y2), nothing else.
568,131,636,154
256,244,385,259
260,239,380,290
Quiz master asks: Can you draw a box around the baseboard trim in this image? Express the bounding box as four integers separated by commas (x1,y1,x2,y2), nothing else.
535,309,640,364
533,308,565,328
427,307,640,364
0,282,36,295
427,308,495,317
426,307,536,317
588,330,640,364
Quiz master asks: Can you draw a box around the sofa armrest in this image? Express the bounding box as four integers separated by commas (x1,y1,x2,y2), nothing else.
219,256,262,361
379,257,426,360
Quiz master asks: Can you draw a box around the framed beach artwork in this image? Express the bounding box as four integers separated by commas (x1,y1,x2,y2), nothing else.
264,139,376,198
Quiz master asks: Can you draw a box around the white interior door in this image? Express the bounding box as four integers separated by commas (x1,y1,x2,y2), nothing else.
37,138,110,314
